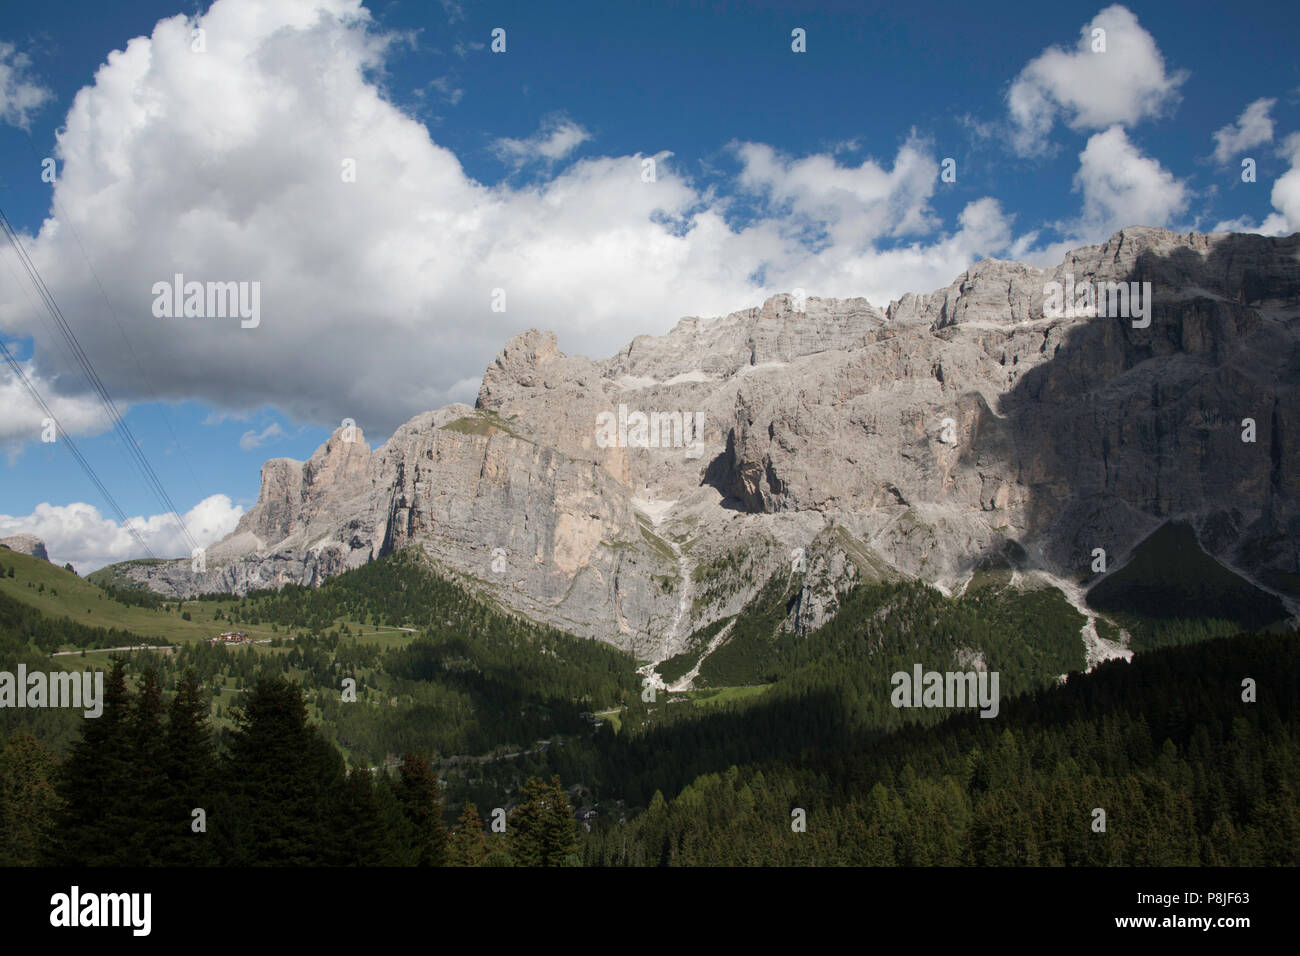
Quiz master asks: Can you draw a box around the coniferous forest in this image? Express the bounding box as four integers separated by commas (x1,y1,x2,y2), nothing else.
1,547,1296,867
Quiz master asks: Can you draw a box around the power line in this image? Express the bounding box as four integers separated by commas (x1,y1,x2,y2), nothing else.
21,131,209,505
0,204,200,558
0,336,158,560
0,223,169,527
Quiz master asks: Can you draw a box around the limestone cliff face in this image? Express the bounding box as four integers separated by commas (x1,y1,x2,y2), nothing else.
110,227,1300,658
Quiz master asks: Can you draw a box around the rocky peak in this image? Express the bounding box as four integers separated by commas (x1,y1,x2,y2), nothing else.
303,425,371,486
0,534,49,561
478,329,562,406
232,458,304,545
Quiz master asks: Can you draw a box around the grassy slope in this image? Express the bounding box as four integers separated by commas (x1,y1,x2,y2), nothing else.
440,409,524,440
684,684,771,708
0,548,403,650
0,549,212,643
1087,521,1288,639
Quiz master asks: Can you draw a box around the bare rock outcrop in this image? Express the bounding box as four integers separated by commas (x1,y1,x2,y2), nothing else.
0,534,49,561
105,227,1300,657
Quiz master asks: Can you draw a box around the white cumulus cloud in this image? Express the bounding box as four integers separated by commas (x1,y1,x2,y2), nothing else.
493,114,592,169
1266,134,1300,234
1214,133,1300,236
733,135,941,247
1211,97,1277,165
1007,5,1186,156
0,0,1027,448
1073,126,1189,235
0,494,243,572
1018,126,1190,265
0,41,52,128
0,360,116,454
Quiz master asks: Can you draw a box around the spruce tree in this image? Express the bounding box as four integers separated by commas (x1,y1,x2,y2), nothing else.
55,658,132,865
160,669,216,865
510,775,579,867
330,765,386,865
395,751,448,866
448,802,488,867
373,770,418,865
219,676,346,865
0,731,63,866
126,667,169,864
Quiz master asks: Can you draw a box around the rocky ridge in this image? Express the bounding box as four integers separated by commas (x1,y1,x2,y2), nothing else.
102,227,1300,662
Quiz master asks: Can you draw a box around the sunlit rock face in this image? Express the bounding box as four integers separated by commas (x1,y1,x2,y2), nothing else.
109,228,1300,656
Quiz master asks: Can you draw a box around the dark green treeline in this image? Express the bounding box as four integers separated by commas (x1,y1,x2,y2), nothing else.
0,663,579,867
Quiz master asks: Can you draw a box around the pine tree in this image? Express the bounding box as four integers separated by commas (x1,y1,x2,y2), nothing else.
0,731,63,866
55,658,133,865
510,775,579,867
395,751,448,866
448,802,489,867
373,770,418,865
159,669,216,865
330,765,386,865
126,667,169,864
219,676,345,865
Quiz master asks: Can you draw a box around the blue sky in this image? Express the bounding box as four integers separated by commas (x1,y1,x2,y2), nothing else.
0,0,1297,569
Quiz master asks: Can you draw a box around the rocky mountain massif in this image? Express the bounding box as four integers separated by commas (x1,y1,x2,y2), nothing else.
101,227,1300,667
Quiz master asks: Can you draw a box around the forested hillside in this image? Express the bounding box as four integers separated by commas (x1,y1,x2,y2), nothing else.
4,631,1295,866
2,546,1296,866
1,664,580,866
583,633,1300,865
